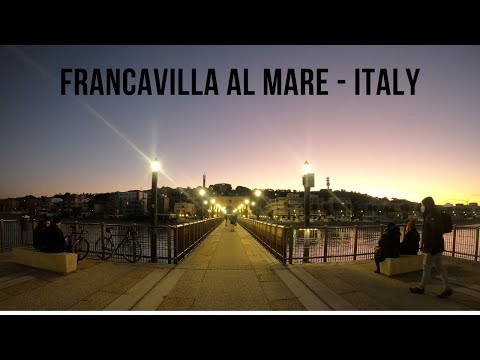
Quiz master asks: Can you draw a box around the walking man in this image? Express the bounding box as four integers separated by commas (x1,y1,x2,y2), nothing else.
409,196,453,298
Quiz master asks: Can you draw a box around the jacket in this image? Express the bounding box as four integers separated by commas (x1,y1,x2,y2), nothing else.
376,225,401,260
400,228,420,255
421,196,445,254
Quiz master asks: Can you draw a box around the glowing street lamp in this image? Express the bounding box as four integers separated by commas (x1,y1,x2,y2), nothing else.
302,160,315,263
203,200,208,219
151,158,160,263
199,188,206,219
151,158,160,228
254,189,261,219
210,199,216,218
302,161,315,227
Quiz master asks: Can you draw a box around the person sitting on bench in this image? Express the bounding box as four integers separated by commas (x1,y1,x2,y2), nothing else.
45,216,71,253
400,219,420,255
374,222,401,273
33,216,50,251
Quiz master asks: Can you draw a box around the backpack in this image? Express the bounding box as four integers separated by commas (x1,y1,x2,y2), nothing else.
440,212,452,233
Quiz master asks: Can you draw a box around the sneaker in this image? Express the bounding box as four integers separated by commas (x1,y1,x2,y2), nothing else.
437,289,453,298
374,270,380,274
409,287,425,294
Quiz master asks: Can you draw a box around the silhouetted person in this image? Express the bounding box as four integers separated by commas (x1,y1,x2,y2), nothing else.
410,196,452,298
45,216,70,253
400,219,420,255
33,216,50,251
229,214,237,232
374,222,401,273
225,213,229,227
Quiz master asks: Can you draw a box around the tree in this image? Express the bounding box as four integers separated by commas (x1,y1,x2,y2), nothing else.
235,186,251,196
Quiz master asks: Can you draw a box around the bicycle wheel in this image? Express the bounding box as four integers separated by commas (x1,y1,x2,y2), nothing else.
75,237,90,261
95,237,114,260
122,239,142,263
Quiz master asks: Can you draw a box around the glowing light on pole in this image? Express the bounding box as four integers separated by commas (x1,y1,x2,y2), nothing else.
150,158,160,263
254,190,261,219
151,158,160,227
210,199,216,218
199,188,206,219
302,161,315,263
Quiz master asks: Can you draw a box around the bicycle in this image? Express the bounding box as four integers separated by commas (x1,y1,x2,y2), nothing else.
95,227,142,263
64,224,90,261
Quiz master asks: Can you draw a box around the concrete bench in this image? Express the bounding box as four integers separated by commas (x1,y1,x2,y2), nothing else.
380,254,423,277
12,247,78,274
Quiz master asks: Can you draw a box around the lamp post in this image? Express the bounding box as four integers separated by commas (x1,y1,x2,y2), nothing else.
244,199,250,218
302,161,314,227
199,188,206,219
251,201,255,219
254,189,261,219
151,159,160,226
302,161,315,263
210,199,216,218
151,158,160,263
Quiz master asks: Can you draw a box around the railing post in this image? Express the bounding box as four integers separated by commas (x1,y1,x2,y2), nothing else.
288,227,293,264
150,225,157,263
323,226,328,262
276,226,280,255
303,229,310,263
353,226,358,260
167,226,172,264
99,222,105,259
282,226,287,265
73,221,79,250
0,219,4,252
452,224,457,258
474,226,479,262
173,226,179,264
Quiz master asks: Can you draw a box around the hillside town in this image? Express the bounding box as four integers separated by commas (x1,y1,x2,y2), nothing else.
1,182,477,224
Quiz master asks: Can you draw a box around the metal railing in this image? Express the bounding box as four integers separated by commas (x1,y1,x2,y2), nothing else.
238,218,291,264
3,217,479,265
0,218,222,264
238,218,480,264
0,220,24,251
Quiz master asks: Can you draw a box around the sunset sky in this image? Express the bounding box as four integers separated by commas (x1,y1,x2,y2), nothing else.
1,45,479,205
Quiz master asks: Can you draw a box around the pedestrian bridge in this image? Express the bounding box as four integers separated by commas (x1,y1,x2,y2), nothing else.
1,222,480,311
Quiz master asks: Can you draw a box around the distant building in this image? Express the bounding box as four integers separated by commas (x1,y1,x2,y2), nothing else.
147,193,170,216
174,202,196,218
265,192,322,221
114,191,148,217
0,198,20,212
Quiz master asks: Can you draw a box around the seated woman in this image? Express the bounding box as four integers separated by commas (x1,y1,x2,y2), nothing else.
45,216,71,253
374,222,401,273
400,219,420,255
33,216,50,251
